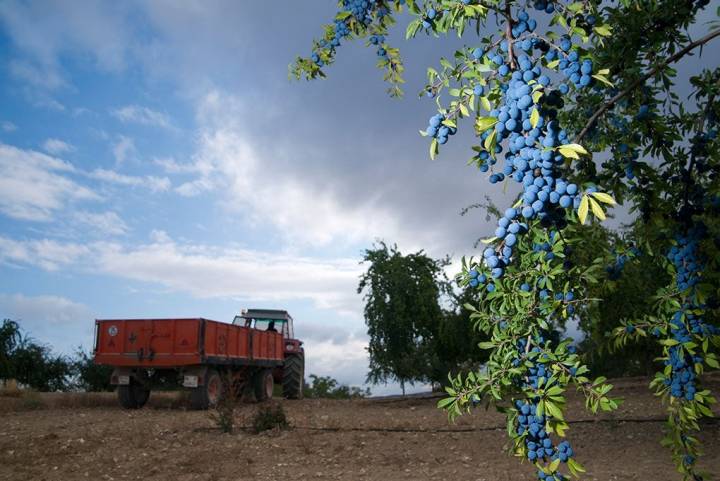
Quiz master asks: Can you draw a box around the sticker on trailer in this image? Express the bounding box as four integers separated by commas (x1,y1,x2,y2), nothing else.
107,325,118,337
117,375,130,385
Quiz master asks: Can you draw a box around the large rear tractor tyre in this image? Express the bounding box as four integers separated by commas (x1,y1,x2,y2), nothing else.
282,354,304,400
190,369,222,410
117,380,150,409
253,369,274,402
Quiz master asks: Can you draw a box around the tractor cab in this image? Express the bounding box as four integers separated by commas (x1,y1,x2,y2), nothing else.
233,308,304,399
233,308,295,340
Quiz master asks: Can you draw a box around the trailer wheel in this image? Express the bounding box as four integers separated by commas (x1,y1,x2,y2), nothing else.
117,380,150,409
190,369,222,410
253,369,274,402
282,354,304,399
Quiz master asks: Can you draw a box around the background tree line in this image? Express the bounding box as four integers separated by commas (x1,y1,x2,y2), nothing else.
0,319,112,392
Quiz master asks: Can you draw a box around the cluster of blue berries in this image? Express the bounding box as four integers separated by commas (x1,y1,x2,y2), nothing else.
613,143,640,180
449,10,603,280
512,336,575,480
310,0,395,67
605,245,640,280
425,113,457,145
532,0,556,13
662,227,719,401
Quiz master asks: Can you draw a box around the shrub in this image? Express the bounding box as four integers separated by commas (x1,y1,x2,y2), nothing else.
303,374,371,399
251,402,289,434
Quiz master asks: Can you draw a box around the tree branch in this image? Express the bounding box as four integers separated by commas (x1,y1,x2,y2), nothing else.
504,1,515,69
575,28,720,143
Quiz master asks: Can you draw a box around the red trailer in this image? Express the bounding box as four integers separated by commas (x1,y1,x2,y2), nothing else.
94,309,304,409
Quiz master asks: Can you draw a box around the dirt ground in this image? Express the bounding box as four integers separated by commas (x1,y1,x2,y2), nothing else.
1,376,719,481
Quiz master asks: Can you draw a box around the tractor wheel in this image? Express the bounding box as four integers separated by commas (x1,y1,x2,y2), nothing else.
253,369,274,402
117,380,150,409
190,369,222,410
282,354,304,399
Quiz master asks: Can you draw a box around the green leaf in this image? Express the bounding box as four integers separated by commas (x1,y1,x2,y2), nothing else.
430,138,439,160
559,148,580,159
592,74,614,87
480,96,492,111
544,400,565,420
589,197,606,221
568,458,586,474
590,192,616,205
578,195,589,224
530,108,540,128
594,25,612,37
475,116,497,134
484,129,497,154
478,341,495,350
558,143,588,155
547,59,560,69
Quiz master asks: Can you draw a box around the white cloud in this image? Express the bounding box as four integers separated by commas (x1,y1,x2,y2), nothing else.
0,236,89,271
92,235,363,315
173,91,401,247
0,232,363,315
1,121,17,132
0,293,95,355
88,168,171,193
42,138,75,155
0,1,131,90
0,143,98,221
111,105,173,129
73,211,128,236
154,156,203,174
111,135,136,164
9,59,65,90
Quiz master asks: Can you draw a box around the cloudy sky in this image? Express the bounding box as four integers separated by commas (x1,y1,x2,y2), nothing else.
0,2,716,394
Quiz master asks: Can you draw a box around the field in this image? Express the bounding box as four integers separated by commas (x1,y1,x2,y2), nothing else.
1,376,719,481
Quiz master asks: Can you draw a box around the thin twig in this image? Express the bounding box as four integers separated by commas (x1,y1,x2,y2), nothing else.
504,1,516,69
575,28,720,142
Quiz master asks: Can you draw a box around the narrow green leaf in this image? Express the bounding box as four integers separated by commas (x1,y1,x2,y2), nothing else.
578,195,589,224
530,108,540,128
590,192,616,205
589,197,606,220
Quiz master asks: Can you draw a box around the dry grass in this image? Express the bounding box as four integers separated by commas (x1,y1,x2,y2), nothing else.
0,389,191,413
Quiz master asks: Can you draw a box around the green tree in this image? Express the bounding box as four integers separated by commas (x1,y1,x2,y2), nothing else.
0,319,21,383
358,242,448,393
296,1,720,479
304,374,371,399
73,347,114,392
0,319,73,391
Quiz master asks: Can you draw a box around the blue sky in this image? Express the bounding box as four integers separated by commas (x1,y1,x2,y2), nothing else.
0,2,716,394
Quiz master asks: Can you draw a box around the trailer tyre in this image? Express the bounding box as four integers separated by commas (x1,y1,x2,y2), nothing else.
253,369,274,402
282,354,304,399
117,380,150,409
190,369,222,410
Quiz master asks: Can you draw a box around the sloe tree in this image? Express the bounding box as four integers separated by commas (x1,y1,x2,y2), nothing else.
294,1,719,479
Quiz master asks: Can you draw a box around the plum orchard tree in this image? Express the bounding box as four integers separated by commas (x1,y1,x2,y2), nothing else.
358,243,491,391
293,1,720,479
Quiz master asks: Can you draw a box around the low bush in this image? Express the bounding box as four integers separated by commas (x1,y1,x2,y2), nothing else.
251,402,289,434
